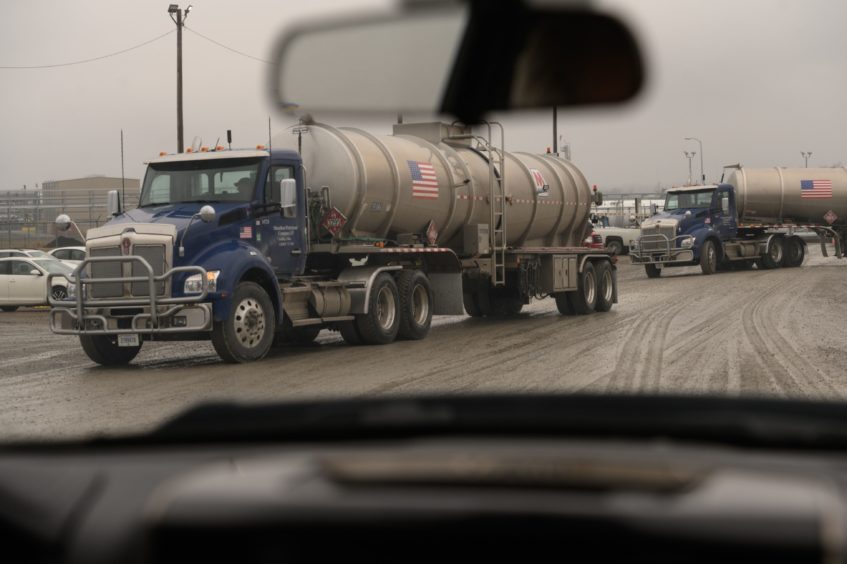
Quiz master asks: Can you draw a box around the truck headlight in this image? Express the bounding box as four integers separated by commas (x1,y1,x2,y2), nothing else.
184,270,220,294
67,283,75,299
631,240,639,250
680,236,695,248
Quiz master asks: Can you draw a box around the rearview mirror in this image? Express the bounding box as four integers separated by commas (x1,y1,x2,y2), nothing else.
280,178,297,208
30,269,41,276
107,190,121,216
272,3,644,122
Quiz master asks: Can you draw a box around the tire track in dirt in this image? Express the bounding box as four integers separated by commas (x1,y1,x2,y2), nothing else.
738,274,840,398
601,302,688,393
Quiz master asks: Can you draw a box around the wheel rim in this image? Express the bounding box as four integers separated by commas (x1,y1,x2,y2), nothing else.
708,244,716,268
584,271,596,304
600,270,613,302
233,297,266,348
411,284,430,326
376,286,396,330
51,287,67,300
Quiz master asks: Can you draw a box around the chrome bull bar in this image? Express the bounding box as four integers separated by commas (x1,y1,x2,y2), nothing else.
631,233,694,264
47,255,210,335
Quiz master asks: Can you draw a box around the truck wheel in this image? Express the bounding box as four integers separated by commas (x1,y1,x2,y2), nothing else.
354,272,400,345
1,306,19,312
79,335,142,366
571,262,597,315
784,237,805,268
473,285,495,316
490,288,523,316
606,239,623,256
645,264,661,278
396,270,433,340
760,236,784,269
211,282,275,363
463,292,483,317
339,321,363,345
554,292,573,315
594,261,614,313
700,240,718,275
51,286,68,301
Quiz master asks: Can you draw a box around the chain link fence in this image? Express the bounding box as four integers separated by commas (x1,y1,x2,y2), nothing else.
0,189,139,249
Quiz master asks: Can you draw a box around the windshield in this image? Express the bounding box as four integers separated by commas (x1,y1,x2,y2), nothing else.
26,250,50,258
139,158,262,206
1,0,846,448
33,259,74,275
664,190,715,211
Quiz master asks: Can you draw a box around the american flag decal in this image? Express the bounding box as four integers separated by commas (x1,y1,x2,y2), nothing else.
408,160,438,199
800,179,833,199
240,225,253,239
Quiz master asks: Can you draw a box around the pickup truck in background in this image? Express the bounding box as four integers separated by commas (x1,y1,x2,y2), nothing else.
593,226,640,255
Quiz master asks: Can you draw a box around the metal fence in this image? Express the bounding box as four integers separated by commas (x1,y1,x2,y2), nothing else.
593,194,664,228
0,189,139,249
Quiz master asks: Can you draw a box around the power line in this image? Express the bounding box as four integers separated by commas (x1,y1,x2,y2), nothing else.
184,26,271,64
0,30,174,69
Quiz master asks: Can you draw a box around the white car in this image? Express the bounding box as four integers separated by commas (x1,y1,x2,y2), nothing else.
0,248,53,259
0,257,74,312
47,246,87,266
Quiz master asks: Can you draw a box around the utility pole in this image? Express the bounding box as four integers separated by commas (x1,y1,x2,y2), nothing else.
684,137,704,184
684,151,696,186
801,151,812,168
168,4,192,153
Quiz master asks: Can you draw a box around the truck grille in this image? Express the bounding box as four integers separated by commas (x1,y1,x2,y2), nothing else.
640,226,676,251
88,243,168,298
89,246,123,298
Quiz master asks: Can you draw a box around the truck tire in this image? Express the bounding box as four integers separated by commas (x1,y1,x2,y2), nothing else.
339,321,363,345
51,286,68,301
554,292,574,315
463,292,483,317
1,306,19,312
605,239,624,256
700,239,718,275
211,282,275,363
760,236,784,269
396,270,433,340
79,335,142,366
473,286,495,316
645,264,661,278
571,262,597,315
784,236,805,268
354,272,400,345
594,261,614,313
490,288,524,316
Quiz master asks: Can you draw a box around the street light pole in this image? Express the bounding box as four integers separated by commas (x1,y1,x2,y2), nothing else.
685,137,704,184
801,151,812,168
168,4,192,153
684,151,696,185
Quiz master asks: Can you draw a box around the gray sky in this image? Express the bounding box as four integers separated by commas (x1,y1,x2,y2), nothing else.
1,0,845,194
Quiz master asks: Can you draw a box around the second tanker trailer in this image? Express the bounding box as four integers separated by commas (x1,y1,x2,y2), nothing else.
48,121,615,365
630,165,846,277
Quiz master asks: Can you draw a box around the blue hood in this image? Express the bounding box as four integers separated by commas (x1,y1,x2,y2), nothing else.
648,208,709,235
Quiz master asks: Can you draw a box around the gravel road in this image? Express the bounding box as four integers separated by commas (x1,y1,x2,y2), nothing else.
1,247,845,440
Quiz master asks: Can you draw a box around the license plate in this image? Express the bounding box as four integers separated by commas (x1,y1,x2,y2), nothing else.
118,334,140,347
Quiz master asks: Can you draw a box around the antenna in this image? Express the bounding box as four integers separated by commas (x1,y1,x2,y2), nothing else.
268,116,272,153
120,129,126,208
226,129,232,150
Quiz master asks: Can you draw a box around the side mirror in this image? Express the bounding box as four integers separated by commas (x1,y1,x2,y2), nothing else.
684,210,692,218
107,190,121,216
280,178,297,208
29,269,42,276
198,205,216,223
55,214,71,232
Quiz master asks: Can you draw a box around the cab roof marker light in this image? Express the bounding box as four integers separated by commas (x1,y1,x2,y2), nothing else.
159,151,168,157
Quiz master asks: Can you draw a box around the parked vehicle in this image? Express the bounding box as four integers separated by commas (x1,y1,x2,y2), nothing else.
593,226,639,255
0,249,52,259
584,230,605,249
0,257,72,311
49,121,615,365
630,167,846,277
47,246,86,266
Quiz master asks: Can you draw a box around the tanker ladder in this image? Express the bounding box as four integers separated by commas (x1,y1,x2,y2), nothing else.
449,121,508,286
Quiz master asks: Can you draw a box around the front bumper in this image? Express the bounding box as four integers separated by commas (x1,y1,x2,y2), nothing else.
48,255,213,336
629,233,695,265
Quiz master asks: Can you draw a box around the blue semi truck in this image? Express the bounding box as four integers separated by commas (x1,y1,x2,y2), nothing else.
630,167,845,277
49,122,615,364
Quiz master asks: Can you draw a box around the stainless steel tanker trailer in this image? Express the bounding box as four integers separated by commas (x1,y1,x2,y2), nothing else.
630,165,846,277
50,121,615,364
